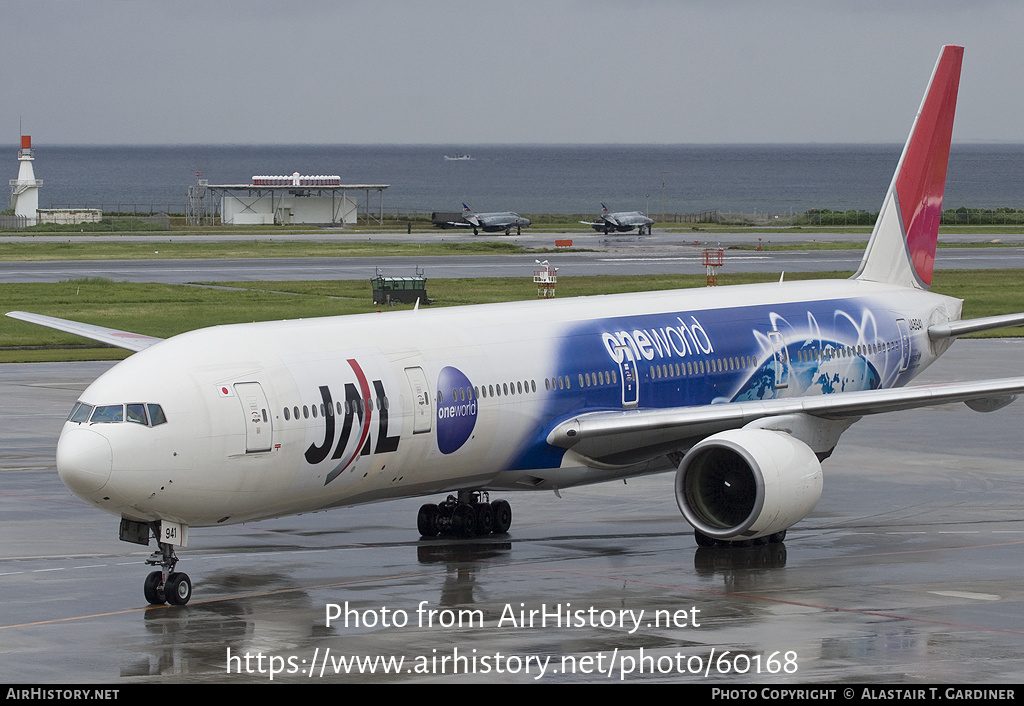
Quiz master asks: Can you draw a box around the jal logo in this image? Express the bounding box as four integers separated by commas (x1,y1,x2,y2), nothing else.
436,366,477,454
304,359,400,486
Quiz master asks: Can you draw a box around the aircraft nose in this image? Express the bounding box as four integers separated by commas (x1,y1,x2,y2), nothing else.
56,427,113,496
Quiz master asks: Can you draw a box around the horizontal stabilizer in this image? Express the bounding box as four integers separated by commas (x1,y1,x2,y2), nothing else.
928,313,1024,340
6,311,163,352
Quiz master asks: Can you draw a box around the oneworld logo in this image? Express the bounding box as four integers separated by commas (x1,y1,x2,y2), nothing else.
436,366,477,454
601,316,714,363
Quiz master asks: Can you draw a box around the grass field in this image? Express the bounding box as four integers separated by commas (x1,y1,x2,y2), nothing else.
3,269,1023,363
0,239,541,262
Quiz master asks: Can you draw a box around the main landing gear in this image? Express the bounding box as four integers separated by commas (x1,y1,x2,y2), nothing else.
417,490,512,538
143,540,192,606
693,528,787,548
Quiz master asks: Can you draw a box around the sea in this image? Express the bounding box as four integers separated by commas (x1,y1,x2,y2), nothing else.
17,143,1024,216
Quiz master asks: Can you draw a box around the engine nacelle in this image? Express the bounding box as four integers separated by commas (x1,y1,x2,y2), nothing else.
674,429,823,542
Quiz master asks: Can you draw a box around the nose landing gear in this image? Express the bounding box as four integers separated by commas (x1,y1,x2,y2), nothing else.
143,539,192,606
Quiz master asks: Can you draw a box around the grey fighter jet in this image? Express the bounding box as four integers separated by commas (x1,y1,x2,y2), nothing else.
581,203,654,234
451,204,531,235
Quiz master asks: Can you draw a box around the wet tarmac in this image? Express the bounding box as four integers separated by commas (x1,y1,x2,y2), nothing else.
1,340,1022,683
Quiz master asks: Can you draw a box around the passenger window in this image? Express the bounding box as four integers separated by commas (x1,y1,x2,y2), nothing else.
126,404,147,425
284,407,291,421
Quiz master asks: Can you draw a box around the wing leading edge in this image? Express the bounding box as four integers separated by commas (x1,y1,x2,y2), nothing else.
547,376,1024,465
6,311,163,352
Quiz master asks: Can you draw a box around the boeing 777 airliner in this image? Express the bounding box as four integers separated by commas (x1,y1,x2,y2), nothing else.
10,46,1024,607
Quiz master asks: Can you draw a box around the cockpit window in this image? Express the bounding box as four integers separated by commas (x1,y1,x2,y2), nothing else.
69,402,93,423
90,405,124,423
147,404,167,426
67,401,167,426
126,404,147,425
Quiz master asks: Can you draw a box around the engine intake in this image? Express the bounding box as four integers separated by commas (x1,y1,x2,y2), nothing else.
675,429,822,542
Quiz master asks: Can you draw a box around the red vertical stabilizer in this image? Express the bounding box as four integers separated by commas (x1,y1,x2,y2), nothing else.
855,45,963,289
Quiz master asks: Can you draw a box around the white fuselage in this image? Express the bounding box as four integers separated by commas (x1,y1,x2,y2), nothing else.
55,277,960,529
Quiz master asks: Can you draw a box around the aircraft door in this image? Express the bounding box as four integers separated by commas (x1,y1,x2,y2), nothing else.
767,330,790,389
404,366,432,434
235,382,273,453
615,344,639,407
896,318,911,372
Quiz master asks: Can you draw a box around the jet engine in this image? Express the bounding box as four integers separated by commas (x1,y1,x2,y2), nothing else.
674,429,822,544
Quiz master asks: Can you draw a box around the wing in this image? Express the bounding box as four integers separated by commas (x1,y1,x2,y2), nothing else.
546,376,1024,465
6,311,163,352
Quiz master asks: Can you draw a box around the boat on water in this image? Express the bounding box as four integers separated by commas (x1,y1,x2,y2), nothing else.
443,154,473,161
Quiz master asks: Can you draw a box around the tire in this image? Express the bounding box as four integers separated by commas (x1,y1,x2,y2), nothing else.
417,504,440,537
166,572,192,606
693,529,715,547
144,570,166,605
491,499,512,533
452,503,477,537
474,502,494,535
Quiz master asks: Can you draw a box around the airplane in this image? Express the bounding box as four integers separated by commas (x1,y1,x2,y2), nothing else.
450,203,530,235
581,204,655,234
10,45,1024,608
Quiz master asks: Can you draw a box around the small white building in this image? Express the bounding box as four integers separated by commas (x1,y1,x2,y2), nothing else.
10,136,42,226
210,173,386,226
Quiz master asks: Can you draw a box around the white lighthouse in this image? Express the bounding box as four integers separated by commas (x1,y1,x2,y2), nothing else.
10,136,42,226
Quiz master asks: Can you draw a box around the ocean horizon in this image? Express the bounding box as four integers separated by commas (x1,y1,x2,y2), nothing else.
14,143,1024,216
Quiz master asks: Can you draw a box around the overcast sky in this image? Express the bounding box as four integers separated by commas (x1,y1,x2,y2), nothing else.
3,0,1023,145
